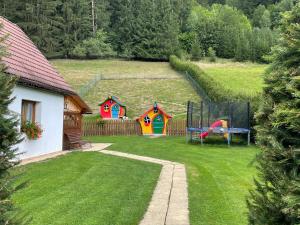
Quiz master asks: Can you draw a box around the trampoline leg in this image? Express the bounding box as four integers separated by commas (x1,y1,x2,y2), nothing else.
200,132,203,145
227,132,231,147
186,130,188,143
248,131,251,146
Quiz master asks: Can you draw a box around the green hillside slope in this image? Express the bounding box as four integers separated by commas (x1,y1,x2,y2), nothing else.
51,59,201,118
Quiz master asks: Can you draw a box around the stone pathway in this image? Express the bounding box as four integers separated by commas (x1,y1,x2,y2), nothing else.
87,144,190,225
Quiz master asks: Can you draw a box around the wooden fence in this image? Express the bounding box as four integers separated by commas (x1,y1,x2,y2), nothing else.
167,120,187,136
82,119,188,136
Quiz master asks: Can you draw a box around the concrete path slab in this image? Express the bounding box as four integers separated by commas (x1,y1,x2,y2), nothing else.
20,143,111,165
20,151,70,165
88,143,190,225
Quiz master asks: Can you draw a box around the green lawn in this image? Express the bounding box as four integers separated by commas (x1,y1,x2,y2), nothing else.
193,60,267,99
85,136,258,225
13,152,161,225
51,59,201,118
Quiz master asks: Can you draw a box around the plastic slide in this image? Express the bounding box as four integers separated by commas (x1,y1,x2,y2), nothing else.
199,120,226,139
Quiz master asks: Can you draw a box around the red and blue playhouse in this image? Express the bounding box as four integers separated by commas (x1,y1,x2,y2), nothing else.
99,96,126,119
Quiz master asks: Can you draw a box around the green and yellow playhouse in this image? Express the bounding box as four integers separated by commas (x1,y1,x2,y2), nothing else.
137,103,172,135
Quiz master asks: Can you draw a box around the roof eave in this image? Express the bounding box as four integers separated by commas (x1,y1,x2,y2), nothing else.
17,76,74,96
68,94,93,114
15,77,92,114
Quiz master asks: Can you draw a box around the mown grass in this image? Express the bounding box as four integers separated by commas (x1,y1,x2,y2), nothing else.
12,152,161,225
51,59,201,118
85,136,259,225
170,56,267,103
193,60,267,98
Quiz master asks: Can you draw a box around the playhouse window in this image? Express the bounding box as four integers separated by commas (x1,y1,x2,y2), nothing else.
21,100,36,123
144,116,151,124
104,104,110,111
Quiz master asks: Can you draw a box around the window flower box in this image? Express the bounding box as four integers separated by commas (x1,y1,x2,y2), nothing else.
21,121,43,140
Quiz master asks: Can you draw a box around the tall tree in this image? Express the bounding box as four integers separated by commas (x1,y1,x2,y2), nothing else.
171,0,193,32
0,23,22,225
108,0,134,56
252,5,267,27
59,0,92,57
94,0,111,32
248,3,300,225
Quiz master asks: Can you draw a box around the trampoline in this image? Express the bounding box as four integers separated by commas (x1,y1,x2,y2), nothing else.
186,101,251,145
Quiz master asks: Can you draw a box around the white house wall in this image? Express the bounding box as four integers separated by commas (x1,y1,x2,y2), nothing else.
9,85,64,159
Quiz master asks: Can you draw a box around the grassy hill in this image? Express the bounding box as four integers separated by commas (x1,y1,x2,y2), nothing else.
51,59,201,118
193,59,267,99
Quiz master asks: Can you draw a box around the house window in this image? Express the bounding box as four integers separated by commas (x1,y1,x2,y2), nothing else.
21,100,36,123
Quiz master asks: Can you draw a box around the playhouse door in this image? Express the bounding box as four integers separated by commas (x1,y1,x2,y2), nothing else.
111,104,120,119
153,114,164,134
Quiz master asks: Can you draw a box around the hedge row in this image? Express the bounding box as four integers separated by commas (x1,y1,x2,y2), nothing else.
169,55,260,104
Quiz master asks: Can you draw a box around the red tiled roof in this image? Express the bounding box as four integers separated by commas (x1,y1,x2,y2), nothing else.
0,16,73,93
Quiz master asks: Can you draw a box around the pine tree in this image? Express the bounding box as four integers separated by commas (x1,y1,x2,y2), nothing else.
0,23,22,225
235,31,250,61
108,0,135,56
248,3,300,225
130,0,179,60
59,0,93,57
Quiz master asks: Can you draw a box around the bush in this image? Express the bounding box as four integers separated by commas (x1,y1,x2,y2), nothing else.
190,40,204,61
71,30,116,59
71,45,87,59
207,47,216,62
174,48,189,60
178,32,197,53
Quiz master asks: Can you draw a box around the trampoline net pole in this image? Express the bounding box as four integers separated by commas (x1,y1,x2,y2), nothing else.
186,101,190,128
208,102,211,127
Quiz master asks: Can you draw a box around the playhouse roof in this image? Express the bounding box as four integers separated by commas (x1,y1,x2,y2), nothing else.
98,96,126,107
138,103,172,120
